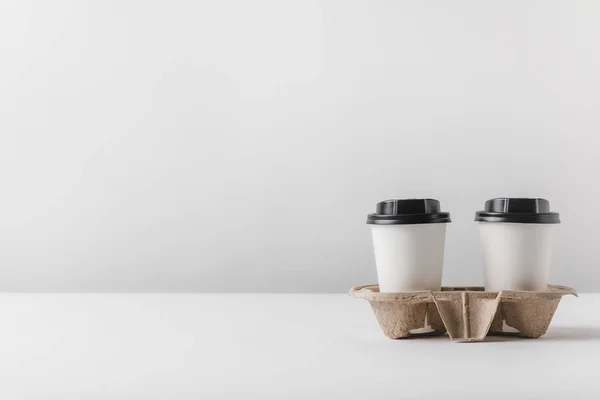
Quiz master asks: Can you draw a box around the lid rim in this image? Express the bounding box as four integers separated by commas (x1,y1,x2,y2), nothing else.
474,212,560,224
367,212,451,225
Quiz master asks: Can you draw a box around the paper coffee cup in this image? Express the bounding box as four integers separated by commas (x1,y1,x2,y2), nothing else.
475,198,560,291
366,199,451,293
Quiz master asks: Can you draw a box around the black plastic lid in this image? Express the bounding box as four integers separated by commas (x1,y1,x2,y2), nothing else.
475,198,560,224
366,199,451,225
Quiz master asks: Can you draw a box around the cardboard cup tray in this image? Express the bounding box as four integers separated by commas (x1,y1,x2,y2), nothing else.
350,284,577,342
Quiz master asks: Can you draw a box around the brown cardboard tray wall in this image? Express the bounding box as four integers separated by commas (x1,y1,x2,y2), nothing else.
350,285,577,342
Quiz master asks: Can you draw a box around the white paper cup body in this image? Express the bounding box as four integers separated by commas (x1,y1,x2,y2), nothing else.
478,222,556,291
371,223,448,292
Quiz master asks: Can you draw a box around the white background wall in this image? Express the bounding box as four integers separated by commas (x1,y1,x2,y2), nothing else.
0,0,599,292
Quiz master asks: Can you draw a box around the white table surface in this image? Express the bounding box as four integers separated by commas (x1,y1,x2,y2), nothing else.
0,293,598,399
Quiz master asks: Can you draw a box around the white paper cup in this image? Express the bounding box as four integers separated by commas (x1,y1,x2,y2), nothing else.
371,223,448,292
475,198,560,291
367,199,451,293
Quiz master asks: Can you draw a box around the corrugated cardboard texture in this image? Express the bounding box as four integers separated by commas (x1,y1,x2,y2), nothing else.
350,285,577,342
